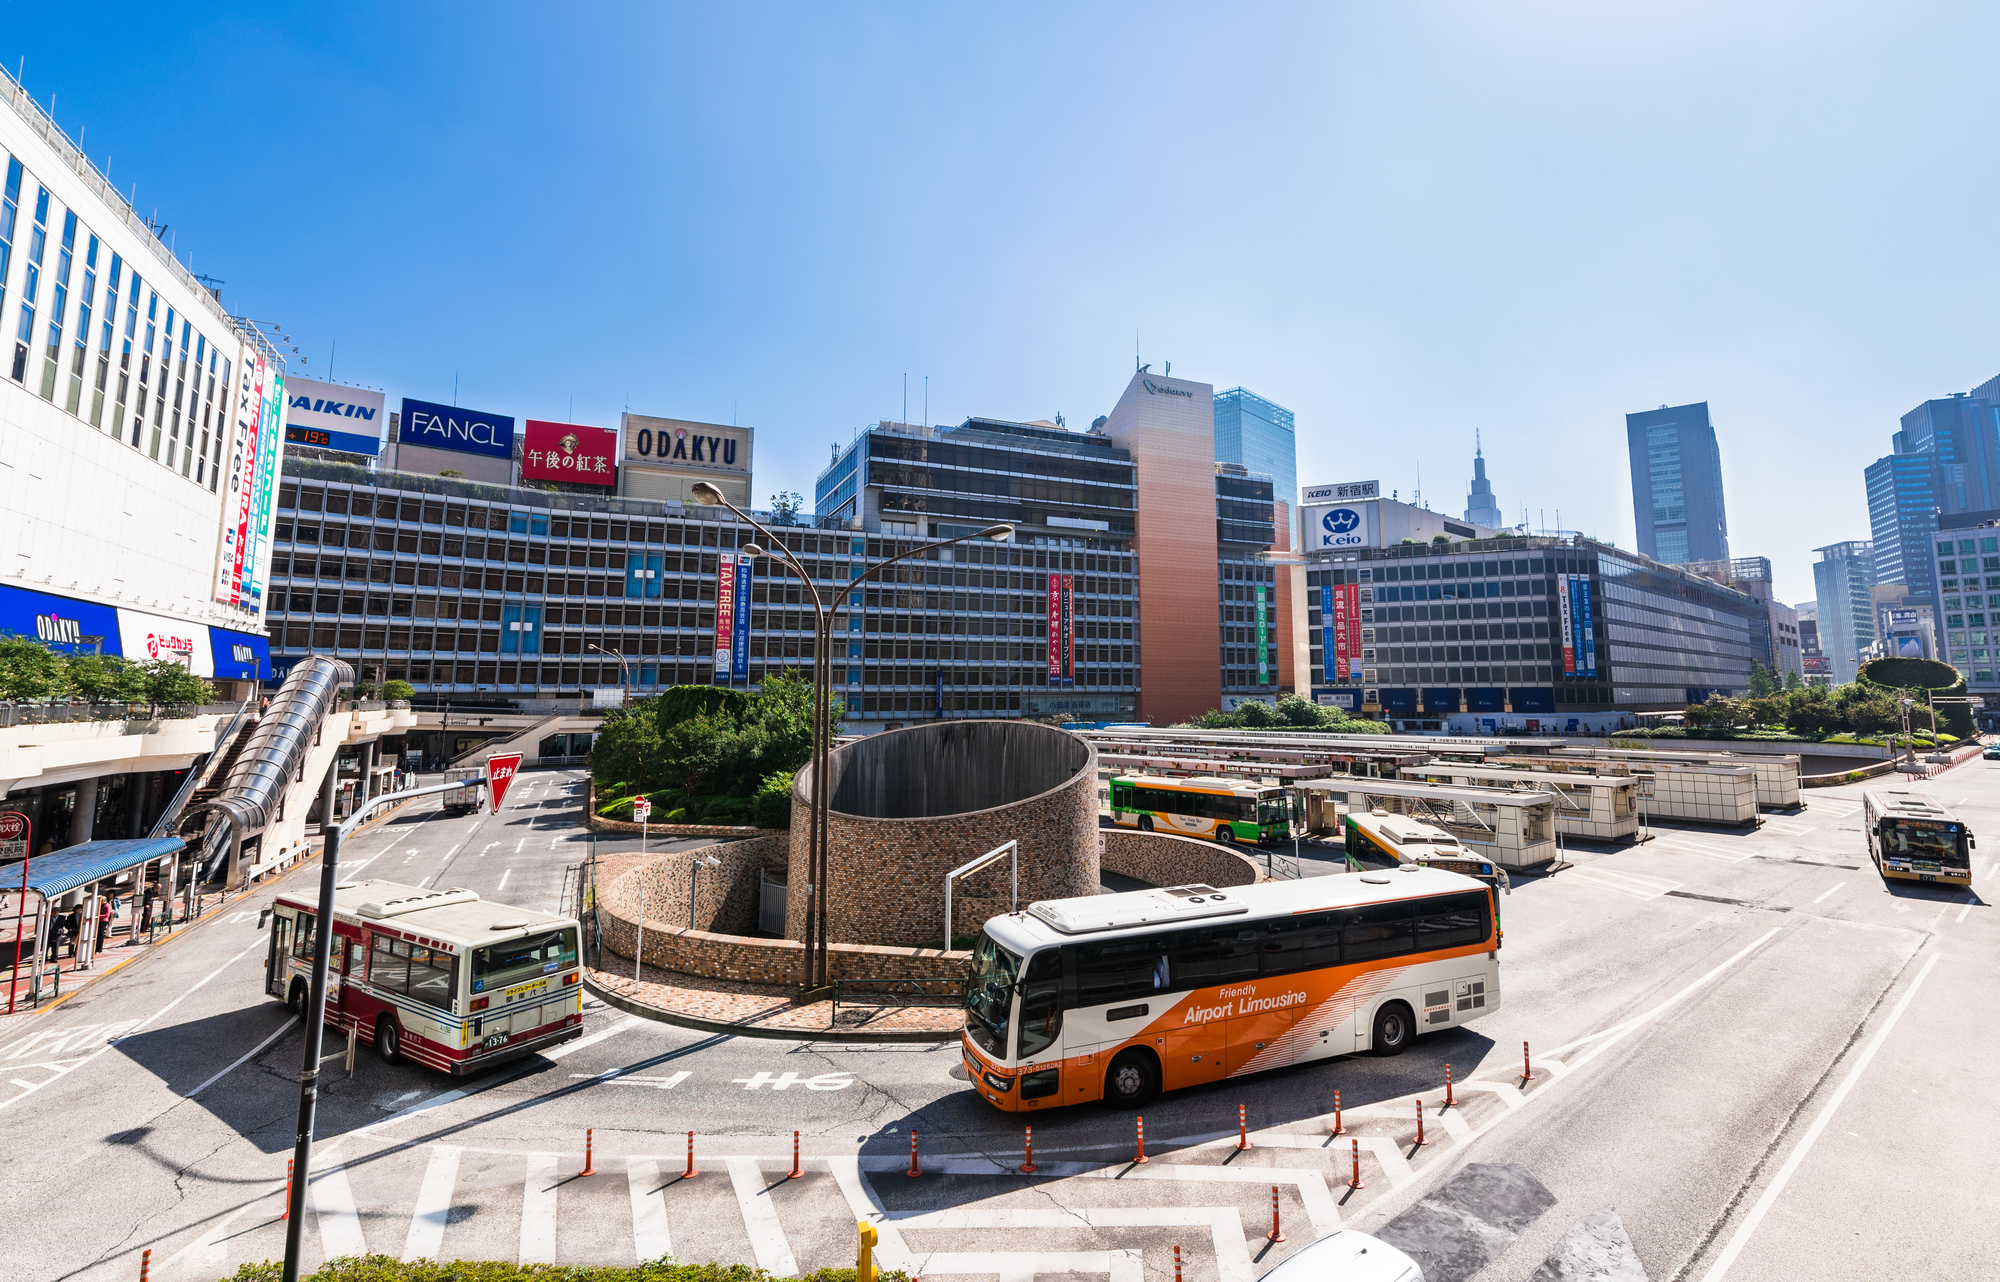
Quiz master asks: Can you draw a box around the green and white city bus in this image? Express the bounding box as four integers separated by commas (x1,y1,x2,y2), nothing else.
1108,774,1293,844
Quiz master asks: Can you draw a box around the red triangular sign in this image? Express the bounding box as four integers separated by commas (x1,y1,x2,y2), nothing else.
486,753,524,812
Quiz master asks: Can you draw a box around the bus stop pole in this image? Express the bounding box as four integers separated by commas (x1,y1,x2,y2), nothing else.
281,775,486,1282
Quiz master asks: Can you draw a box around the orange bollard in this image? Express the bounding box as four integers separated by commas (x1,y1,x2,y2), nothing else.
1019,1125,1038,1174
1236,1102,1251,1151
579,1127,596,1176
1134,1115,1148,1164
1173,1244,1183,1282
681,1130,699,1179
1522,1039,1535,1082
1443,1063,1455,1109
139,1249,151,1282
1348,1138,1365,1189
1331,1088,1346,1136
907,1128,922,1178
280,1159,293,1220
1413,1097,1427,1147
790,1130,803,1179
1267,1184,1287,1242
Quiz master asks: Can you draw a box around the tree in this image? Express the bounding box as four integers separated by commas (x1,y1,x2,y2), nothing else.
768,491,807,526
1782,685,1841,736
0,635,71,700
132,659,213,710
1742,695,1784,728
65,653,131,702
1746,662,1777,698
1782,668,1803,692
382,679,416,702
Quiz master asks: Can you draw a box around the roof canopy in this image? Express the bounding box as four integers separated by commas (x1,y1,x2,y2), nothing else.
15,837,184,898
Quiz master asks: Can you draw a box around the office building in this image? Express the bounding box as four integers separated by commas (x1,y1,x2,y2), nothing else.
1933,510,2000,705
1216,463,1282,703
1464,434,1505,529
1864,382,2000,608
1213,388,1297,512
1626,402,1730,565
1796,602,1830,685
1811,541,1876,684
1683,557,1801,681
1302,534,1768,732
1864,452,1940,605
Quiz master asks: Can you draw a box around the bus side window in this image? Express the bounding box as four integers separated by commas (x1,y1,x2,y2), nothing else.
406,946,457,1009
1172,923,1265,987
1263,912,1341,977
292,912,317,960
1017,950,1063,1059
1341,901,1417,961
371,933,410,994
1414,892,1490,950
1075,937,1168,1008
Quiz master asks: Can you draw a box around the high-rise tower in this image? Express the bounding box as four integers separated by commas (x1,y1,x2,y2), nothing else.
1626,402,1729,565
1465,432,1504,528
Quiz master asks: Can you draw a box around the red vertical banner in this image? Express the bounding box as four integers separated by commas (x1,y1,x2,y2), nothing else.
1060,574,1075,684
1341,583,1361,676
1046,573,1062,681
1331,584,1350,678
713,552,737,680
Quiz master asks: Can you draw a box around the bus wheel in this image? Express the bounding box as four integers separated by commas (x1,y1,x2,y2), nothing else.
287,978,307,1015
375,1015,403,1065
1104,1051,1159,1106
1216,826,1236,845
1137,815,1154,832
1370,1002,1413,1056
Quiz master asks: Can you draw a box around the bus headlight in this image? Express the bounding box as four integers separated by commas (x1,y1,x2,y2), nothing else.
982,1071,1014,1093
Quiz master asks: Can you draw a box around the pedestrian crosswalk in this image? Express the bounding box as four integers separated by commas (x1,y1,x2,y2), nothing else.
1565,866,1683,901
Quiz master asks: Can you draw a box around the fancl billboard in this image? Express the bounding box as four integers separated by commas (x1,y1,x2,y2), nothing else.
400,397,515,460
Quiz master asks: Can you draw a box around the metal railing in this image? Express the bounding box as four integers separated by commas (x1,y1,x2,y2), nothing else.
830,976,968,1022
283,456,792,526
150,698,256,840
0,700,241,728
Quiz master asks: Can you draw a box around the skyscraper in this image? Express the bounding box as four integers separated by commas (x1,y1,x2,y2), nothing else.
1865,383,2000,608
1626,402,1729,565
1464,432,1504,528
1812,541,1876,685
1213,388,1297,510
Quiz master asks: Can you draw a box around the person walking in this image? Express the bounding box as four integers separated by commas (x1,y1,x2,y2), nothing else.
97,896,113,951
48,913,67,962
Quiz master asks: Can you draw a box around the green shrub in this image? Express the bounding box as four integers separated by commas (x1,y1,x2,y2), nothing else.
224,1254,910,1281
383,679,416,701
751,770,794,830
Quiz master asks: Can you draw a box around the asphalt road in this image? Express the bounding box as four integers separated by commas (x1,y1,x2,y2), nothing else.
0,762,1993,1282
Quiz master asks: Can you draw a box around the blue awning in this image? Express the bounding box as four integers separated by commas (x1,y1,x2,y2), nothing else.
14,837,186,899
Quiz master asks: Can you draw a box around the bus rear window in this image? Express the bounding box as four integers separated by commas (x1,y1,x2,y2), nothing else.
471,928,579,993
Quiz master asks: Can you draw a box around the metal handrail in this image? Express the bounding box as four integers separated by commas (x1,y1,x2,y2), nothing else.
149,697,255,840
831,976,968,1022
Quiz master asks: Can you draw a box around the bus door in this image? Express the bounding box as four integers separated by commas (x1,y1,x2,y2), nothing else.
1014,951,1065,1107
265,909,292,998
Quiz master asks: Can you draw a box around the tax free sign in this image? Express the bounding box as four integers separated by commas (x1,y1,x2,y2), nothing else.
401,397,515,460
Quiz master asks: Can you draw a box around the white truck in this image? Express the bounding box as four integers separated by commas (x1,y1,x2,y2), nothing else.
440,767,484,816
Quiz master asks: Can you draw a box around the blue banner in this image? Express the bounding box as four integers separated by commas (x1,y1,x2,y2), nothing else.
400,397,515,460
935,669,945,717
1578,576,1597,679
732,560,752,680
0,583,123,655
1320,584,1333,667
1567,575,1585,677
208,627,271,680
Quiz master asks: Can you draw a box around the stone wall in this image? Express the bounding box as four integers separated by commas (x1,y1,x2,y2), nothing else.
1100,828,1266,889
599,835,785,937
787,721,1101,947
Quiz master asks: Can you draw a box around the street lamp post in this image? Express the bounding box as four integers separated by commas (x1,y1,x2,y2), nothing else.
688,481,1010,994
587,643,633,703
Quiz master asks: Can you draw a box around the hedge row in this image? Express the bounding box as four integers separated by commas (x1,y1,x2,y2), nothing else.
225,1259,911,1282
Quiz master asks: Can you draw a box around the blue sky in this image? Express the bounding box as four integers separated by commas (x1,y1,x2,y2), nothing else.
11,2,1999,603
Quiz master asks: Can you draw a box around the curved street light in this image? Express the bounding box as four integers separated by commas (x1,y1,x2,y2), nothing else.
586,642,633,703
690,479,1010,994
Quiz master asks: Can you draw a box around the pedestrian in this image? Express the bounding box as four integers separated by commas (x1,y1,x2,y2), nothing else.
67,906,83,958
138,890,154,936
47,914,66,962
97,896,113,951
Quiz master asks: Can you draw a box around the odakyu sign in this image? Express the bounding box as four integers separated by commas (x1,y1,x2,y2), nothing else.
622,413,751,476
0,584,121,655
400,397,515,460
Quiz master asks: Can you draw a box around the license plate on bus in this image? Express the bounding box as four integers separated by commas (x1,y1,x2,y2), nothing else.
483,1032,510,1049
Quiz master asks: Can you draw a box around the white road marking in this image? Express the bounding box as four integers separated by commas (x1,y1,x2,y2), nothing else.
186,1015,299,1098
1567,866,1682,900
734,1070,852,1090
498,869,511,892
1957,897,1976,923
520,1153,559,1263
569,1070,691,1089
627,1158,672,1262
311,1161,368,1261
1764,820,1815,837
479,841,501,857
0,936,266,1113
1812,882,1846,905
729,1158,800,1276
1698,951,1940,1282
402,1145,461,1261
542,1015,639,1060
515,837,526,853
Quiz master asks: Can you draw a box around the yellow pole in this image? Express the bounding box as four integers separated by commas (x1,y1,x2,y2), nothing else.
857,1221,879,1282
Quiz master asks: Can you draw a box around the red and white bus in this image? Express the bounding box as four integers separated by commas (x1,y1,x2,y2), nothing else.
264,879,583,1074
962,865,1500,1111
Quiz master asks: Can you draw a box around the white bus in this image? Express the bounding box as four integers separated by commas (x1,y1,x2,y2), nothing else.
961,866,1500,1112
264,879,584,1074
1862,791,1974,887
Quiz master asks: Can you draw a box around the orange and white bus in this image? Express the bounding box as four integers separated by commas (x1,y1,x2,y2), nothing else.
961,866,1499,1111
264,879,583,1075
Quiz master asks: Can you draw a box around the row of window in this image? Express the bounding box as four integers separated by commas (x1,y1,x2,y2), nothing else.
0,153,230,490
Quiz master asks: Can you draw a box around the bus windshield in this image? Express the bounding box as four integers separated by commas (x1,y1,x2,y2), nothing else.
1882,820,1966,864
1257,794,1289,830
966,933,1021,1057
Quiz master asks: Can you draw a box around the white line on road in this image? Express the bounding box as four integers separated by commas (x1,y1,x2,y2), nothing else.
402,1145,461,1261
728,1158,800,1276
311,1161,368,1262
186,1015,299,1098
515,837,526,853
1957,897,1976,923
1812,882,1846,904
0,935,267,1113
1547,927,1782,1063
498,868,511,892
520,1153,559,1264
627,1158,672,1262
542,1015,641,1060
1698,950,1941,1282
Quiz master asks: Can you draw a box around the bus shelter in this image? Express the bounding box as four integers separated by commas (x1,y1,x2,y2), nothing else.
1404,762,1639,843
1298,778,1560,871
1547,747,1800,810
0,836,186,1010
